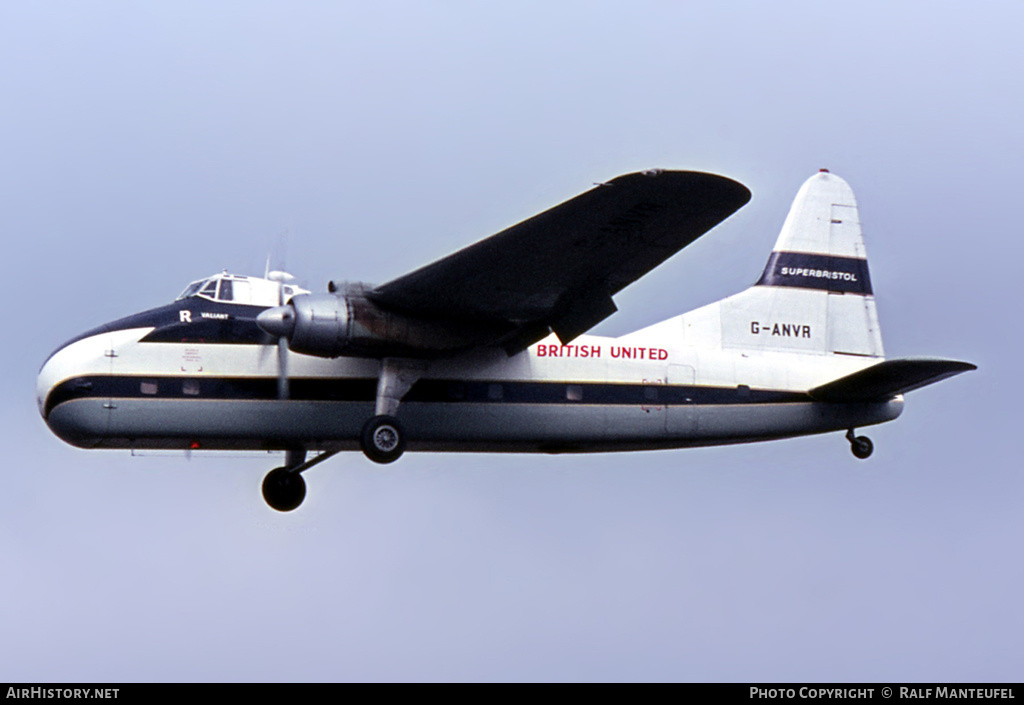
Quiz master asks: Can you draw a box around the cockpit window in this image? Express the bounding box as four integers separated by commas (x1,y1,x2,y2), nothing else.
175,272,305,305
177,281,204,300
200,279,218,299
177,276,233,302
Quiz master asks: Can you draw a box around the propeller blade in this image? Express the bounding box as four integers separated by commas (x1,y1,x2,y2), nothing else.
277,335,289,400
260,262,296,401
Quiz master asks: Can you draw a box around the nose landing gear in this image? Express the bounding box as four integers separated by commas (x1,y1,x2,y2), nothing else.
846,428,874,459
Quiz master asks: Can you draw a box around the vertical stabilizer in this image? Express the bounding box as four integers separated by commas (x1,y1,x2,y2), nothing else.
717,171,884,357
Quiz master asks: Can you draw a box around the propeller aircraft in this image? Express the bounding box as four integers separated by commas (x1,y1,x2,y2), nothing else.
37,169,975,511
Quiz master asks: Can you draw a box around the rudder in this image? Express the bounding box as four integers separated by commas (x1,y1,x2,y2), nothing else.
718,170,884,357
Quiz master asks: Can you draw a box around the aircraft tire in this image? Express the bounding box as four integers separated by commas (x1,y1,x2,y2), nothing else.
851,436,874,460
262,467,307,512
360,415,406,464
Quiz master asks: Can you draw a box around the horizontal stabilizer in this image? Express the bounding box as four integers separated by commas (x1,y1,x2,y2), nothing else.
809,357,977,403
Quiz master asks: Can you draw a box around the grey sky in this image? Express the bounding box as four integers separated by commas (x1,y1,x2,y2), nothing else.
2,2,1021,681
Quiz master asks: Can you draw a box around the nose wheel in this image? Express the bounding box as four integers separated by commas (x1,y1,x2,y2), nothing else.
846,429,874,459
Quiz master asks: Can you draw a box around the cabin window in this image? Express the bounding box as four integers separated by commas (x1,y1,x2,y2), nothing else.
140,381,158,395
447,382,466,401
643,386,659,401
566,384,583,401
487,383,504,401
182,380,200,396
737,384,751,400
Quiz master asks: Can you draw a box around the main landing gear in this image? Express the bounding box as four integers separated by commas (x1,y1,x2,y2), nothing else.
262,449,340,512
360,415,406,464
846,428,874,459
358,358,424,465
262,358,423,511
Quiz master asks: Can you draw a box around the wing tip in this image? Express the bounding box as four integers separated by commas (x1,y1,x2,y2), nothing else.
612,169,751,208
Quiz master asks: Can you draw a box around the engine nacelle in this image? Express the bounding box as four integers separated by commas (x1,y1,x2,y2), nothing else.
288,293,353,358
257,292,488,358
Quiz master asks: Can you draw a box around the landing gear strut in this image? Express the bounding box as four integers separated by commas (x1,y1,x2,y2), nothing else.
261,449,340,512
359,358,425,465
262,358,425,509
846,429,874,459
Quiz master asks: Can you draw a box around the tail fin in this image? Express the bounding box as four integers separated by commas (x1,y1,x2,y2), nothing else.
718,170,884,357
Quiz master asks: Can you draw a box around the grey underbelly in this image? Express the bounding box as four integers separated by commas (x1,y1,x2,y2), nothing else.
47,397,904,453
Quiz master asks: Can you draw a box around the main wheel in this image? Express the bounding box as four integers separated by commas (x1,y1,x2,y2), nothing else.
850,436,874,460
360,415,406,464
262,467,307,511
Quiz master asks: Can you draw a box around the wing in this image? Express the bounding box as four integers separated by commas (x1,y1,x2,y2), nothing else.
368,170,751,348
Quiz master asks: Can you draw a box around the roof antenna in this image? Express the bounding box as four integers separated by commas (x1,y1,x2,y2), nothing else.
264,228,290,280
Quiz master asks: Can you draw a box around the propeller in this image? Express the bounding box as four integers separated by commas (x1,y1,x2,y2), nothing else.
276,328,289,401
260,269,296,401
257,230,314,401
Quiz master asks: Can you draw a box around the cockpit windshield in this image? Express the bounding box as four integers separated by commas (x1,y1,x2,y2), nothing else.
177,276,231,302
177,280,206,300
200,279,219,298
175,272,307,306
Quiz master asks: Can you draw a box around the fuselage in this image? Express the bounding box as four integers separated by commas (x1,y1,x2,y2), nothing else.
38,284,903,456
38,171,975,515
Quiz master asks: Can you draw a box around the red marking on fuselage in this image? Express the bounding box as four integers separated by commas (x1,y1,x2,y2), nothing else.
609,346,668,360
535,344,602,358
534,344,669,361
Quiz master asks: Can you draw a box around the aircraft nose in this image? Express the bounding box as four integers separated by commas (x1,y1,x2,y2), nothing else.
37,345,69,420
37,332,113,447
35,368,49,419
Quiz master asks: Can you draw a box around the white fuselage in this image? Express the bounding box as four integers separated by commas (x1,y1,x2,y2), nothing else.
37,311,902,455
38,170,908,457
